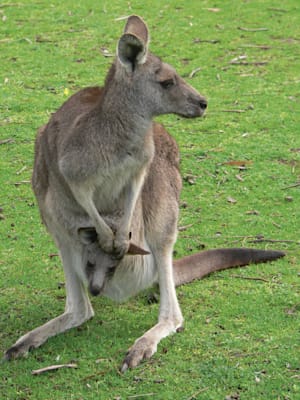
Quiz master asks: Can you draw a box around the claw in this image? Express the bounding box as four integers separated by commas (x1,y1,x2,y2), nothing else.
120,362,129,373
120,337,156,371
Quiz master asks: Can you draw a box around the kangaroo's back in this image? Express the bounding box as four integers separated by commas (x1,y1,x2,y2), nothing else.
32,86,104,193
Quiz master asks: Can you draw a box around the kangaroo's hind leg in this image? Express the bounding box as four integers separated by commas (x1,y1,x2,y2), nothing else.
5,238,94,360
121,206,182,371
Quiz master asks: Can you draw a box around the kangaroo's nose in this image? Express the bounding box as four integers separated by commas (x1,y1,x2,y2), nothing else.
199,98,207,110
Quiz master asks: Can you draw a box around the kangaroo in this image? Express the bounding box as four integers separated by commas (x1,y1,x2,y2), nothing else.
4,15,284,371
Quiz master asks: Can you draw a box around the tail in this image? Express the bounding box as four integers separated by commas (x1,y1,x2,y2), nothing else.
173,248,285,286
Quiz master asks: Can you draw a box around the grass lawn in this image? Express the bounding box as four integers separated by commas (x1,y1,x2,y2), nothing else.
0,1,299,399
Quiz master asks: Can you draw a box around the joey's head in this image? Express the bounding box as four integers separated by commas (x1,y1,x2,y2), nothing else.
78,227,150,297
110,15,207,119
78,228,118,296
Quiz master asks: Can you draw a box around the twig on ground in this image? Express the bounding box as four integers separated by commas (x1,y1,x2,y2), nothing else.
249,238,300,245
128,394,155,399
230,274,270,283
240,44,272,50
115,15,130,21
267,8,288,13
187,387,209,400
281,182,300,190
32,363,78,375
0,138,14,145
220,109,246,113
16,166,27,175
230,61,269,66
178,224,193,232
49,253,59,258
193,38,220,44
189,67,202,78
81,374,98,381
13,180,31,186
238,27,268,32
204,234,299,248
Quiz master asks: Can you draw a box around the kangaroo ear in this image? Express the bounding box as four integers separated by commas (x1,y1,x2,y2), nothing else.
117,15,149,73
78,227,98,245
127,242,150,256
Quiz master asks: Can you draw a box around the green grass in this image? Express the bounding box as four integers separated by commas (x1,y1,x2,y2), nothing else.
0,1,299,399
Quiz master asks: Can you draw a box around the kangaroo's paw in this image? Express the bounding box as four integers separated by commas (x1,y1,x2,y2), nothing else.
98,235,114,255
99,235,129,260
112,236,130,260
4,308,94,361
120,336,157,372
4,335,38,360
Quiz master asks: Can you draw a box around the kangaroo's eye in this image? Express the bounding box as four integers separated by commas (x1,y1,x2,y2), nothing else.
160,79,175,89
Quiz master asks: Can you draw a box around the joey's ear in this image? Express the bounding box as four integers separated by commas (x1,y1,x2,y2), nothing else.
117,15,149,73
127,242,150,256
78,227,98,245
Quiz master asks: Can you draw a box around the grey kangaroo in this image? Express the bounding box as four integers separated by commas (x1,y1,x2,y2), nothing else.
5,16,284,371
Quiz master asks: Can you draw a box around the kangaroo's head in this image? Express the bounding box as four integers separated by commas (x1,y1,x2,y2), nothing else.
78,227,149,296
105,15,207,120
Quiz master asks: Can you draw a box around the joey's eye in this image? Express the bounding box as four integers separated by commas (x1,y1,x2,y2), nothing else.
160,79,175,89
86,261,95,273
106,265,117,279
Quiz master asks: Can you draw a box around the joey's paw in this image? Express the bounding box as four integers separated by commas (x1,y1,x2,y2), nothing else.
120,337,157,372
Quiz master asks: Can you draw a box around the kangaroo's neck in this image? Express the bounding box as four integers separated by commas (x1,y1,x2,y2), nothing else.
100,63,153,137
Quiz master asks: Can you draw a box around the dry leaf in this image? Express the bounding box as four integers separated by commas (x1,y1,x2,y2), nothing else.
183,174,196,185
189,67,202,78
205,8,221,12
225,394,240,400
235,174,244,182
178,224,193,232
227,196,237,204
285,304,299,315
224,160,253,167
100,47,114,57
246,210,260,215
230,55,247,64
284,196,293,202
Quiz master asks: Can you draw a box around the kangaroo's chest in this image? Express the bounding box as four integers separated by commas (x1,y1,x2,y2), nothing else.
93,141,153,213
